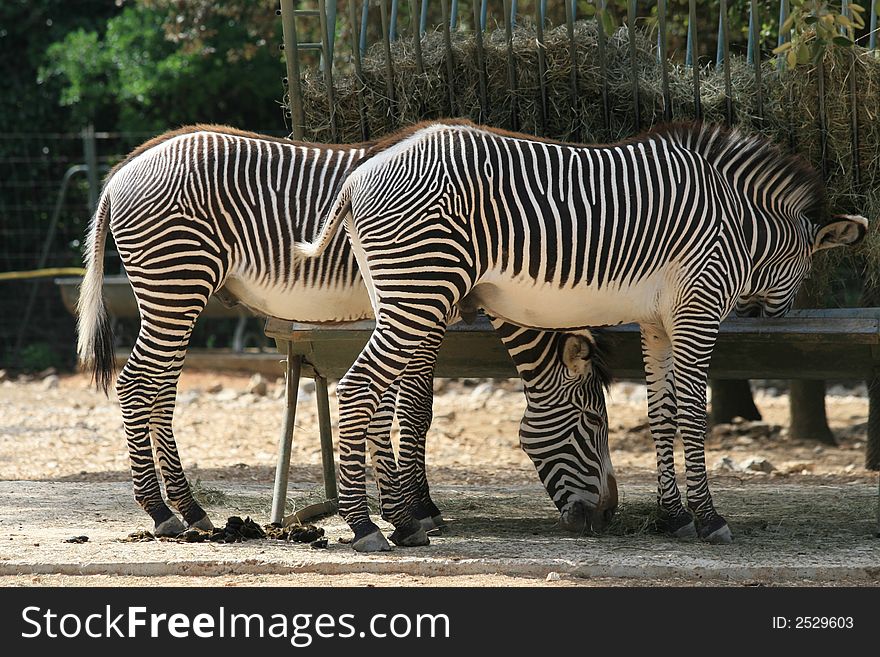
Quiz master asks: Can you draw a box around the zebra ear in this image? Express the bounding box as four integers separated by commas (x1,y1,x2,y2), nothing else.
813,215,868,252
562,334,592,376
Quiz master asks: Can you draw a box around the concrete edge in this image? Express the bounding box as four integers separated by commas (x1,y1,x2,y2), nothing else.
3,559,879,582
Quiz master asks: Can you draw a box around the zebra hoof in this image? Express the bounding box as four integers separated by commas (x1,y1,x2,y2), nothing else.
699,516,733,544
418,514,447,533
188,515,214,532
351,522,392,552
154,515,186,537
672,520,698,539
390,519,430,547
661,509,697,539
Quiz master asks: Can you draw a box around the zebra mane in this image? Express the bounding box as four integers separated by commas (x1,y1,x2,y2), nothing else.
646,122,826,223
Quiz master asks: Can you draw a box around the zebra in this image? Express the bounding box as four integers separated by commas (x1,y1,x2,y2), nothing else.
293,119,868,550
75,125,615,546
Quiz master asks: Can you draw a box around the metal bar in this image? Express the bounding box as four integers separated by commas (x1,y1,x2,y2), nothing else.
502,0,519,131
380,0,396,128
541,0,547,22
451,0,459,28
628,0,640,132
716,6,724,65
747,3,755,65
349,0,369,141
871,0,878,52
410,0,425,75
82,125,98,215
326,0,337,61
688,0,701,119
280,0,305,140
843,0,861,189
596,0,610,132
473,0,488,122
270,348,302,525
441,0,457,115
421,0,428,34
390,0,399,40
565,0,579,140
720,0,732,125
315,374,339,502
318,0,338,142
658,0,671,121
777,0,790,72
481,0,488,31
817,55,828,180
510,0,518,28
535,0,549,136
750,0,763,121
12,165,88,365
360,0,369,56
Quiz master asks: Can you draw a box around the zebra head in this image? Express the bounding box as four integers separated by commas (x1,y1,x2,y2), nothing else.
736,214,868,318
518,330,617,534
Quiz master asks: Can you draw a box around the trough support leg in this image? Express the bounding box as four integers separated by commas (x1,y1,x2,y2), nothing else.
270,344,302,525
315,374,339,504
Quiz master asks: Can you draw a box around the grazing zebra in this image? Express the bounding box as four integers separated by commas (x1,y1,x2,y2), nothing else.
76,125,615,543
294,119,867,550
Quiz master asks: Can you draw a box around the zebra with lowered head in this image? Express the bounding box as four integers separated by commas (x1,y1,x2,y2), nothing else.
294,119,867,550
76,125,616,547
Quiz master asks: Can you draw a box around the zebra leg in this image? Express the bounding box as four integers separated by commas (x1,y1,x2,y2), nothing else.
641,324,696,539
117,336,187,536
396,323,447,532
336,321,436,552
670,322,732,544
150,364,213,531
364,379,410,527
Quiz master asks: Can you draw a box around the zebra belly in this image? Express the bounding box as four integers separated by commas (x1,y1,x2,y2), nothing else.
221,274,374,323
470,272,664,329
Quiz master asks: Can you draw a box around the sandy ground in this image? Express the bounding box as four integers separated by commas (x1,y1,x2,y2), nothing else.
0,370,876,587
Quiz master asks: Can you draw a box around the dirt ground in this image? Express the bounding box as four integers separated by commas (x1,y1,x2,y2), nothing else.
0,369,877,587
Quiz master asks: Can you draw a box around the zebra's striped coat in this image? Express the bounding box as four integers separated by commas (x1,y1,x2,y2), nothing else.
295,119,867,548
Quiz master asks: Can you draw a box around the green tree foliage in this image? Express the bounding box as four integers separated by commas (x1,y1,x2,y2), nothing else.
39,0,286,133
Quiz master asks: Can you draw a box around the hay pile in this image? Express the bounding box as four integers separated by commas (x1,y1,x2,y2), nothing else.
298,20,880,293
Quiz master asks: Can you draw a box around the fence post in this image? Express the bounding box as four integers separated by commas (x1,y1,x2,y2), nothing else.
279,0,304,140
82,125,98,216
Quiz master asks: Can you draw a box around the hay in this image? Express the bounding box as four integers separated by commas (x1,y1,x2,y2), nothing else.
298,20,880,293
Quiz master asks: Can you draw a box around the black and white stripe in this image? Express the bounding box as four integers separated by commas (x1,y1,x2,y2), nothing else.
76,125,615,538
295,120,867,549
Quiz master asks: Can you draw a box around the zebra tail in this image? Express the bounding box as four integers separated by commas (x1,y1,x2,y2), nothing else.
292,182,353,260
76,189,115,395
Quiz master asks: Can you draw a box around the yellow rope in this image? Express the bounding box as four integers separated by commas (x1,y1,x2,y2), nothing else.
0,267,86,281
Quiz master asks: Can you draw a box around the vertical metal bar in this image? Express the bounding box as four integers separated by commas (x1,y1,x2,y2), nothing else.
280,0,304,140
628,0,640,132
410,0,425,75
349,0,369,141
658,0,671,121
716,7,724,66
270,347,302,525
777,0,789,72
451,0,459,28
535,0,549,136
502,0,519,131
380,0,396,128
871,0,878,52
390,0,399,40
420,0,428,33
326,0,338,61
843,0,861,188
318,0,337,142
747,4,755,65
686,8,694,67
720,0,732,125
565,0,579,140
480,0,488,31
596,0,610,132
82,125,98,215
473,0,489,122
510,0,518,28
541,0,547,22
817,56,828,180
360,0,369,56
441,0,457,115
315,374,339,502
750,0,763,122
688,0,701,119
